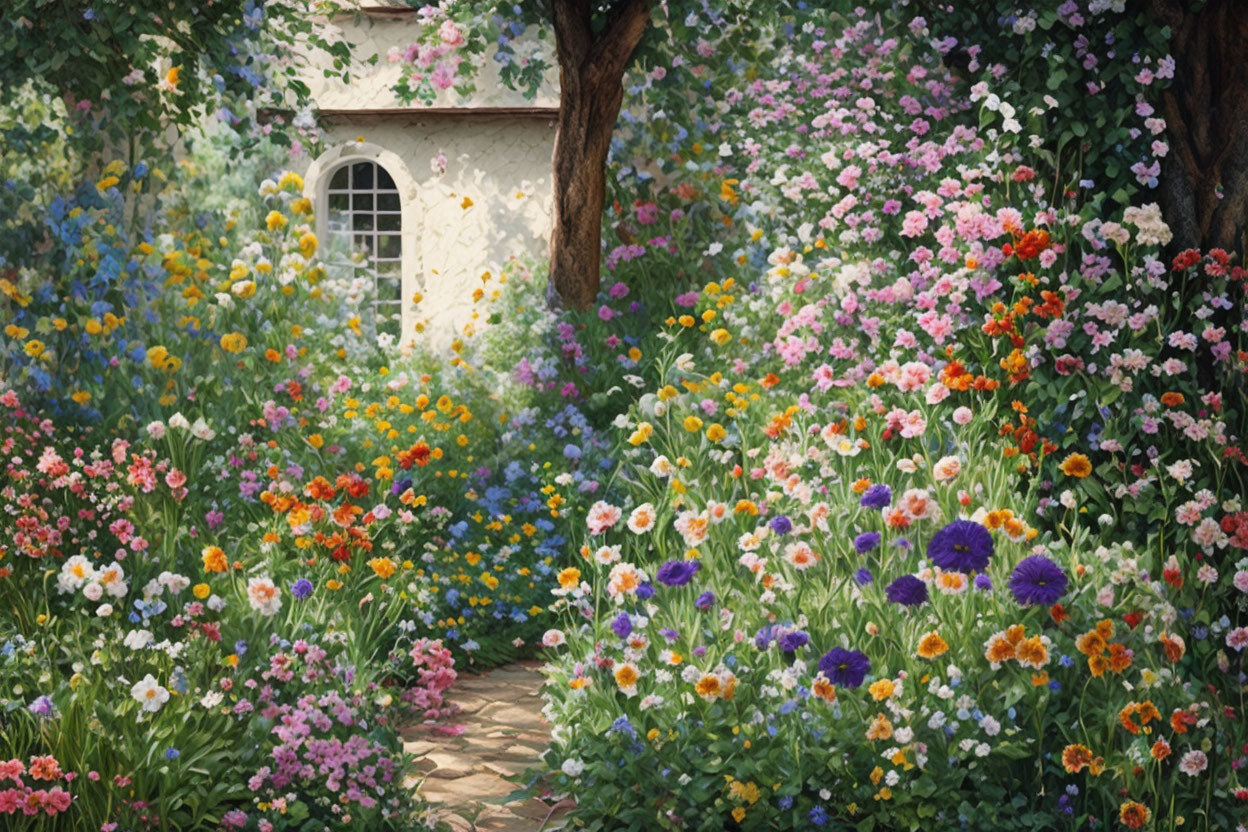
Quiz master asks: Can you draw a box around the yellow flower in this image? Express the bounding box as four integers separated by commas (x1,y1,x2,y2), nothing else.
71,391,92,404
219,332,248,353
201,546,227,573
278,171,304,192
96,175,120,192
299,232,318,258
868,679,896,701
557,567,581,589
193,583,211,600
24,340,45,358
627,422,653,446
368,557,397,579
1059,452,1092,478
710,328,731,345
682,415,703,432
917,631,949,659
265,210,287,231
705,423,726,442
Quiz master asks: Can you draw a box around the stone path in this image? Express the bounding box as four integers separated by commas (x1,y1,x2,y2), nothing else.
404,661,569,831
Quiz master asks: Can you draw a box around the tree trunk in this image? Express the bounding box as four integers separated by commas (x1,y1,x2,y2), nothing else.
1146,0,1248,393
547,0,650,310
1148,0,1248,253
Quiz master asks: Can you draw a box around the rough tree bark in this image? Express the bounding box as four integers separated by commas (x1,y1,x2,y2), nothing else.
547,0,651,310
1147,0,1248,253
1145,0,1248,393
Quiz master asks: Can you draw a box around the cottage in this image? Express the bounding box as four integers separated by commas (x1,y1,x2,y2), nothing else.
294,3,559,344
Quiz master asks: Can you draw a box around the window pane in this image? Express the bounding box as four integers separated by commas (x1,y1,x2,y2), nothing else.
377,167,396,190
377,213,400,232
352,162,373,189
378,192,400,212
377,235,401,259
352,214,374,232
328,193,349,212
352,193,373,212
330,166,349,189
379,279,402,301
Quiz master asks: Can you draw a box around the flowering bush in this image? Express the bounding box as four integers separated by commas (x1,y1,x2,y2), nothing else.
3,1,1247,830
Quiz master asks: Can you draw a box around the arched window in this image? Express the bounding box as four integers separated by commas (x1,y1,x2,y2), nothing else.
324,161,402,334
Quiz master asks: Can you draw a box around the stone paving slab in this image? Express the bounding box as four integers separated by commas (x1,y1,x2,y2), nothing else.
404,660,568,832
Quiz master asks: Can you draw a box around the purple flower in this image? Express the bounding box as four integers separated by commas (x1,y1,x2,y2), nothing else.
769,515,793,535
854,568,874,585
696,591,716,610
1009,555,1068,606
636,582,655,600
854,531,881,553
28,695,55,718
817,647,871,688
927,520,994,573
655,559,701,587
778,630,809,652
885,574,928,606
290,578,314,600
611,612,632,639
859,484,892,509
974,573,993,591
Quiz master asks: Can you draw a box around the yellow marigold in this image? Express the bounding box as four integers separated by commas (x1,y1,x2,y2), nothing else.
557,567,581,589
1059,452,1092,478
627,422,653,446
192,583,211,600
706,423,727,442
710,328,731,345
265,210,287,231
368,557,397,579
219,332,247,353
868,679,895,701
916,631,949,659
683,415,703,432
201,546,227,573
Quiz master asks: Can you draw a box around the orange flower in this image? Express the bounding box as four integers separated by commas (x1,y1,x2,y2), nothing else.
1059,452,1092,478
984,632,1016,664
1159,392,1185,407
916,631,949,659
1075,630,1107,657
1118,801,1150,830
1159,632,1185,662
812,673,837,703
1062,744,1094,773
1049,603,1070,624
201,546,227,573
1088,654,1110,677
1016,635,1049,669
1150,739,1171,761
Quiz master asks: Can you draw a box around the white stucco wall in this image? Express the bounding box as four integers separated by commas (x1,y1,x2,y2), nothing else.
300,116,555,345
293,6,559,346
304,7,559,110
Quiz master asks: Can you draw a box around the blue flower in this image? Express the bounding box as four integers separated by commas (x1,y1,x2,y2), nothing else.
859,484,891,509
854,531,881,553
1009,555,1068,606
655,559,700,587
927,520,994,572
611,612,632,639
290,578,314,600
885,574,928,606
817,647,870,688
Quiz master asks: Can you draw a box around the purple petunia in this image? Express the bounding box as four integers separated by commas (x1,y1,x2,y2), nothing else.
817,646,871,688
974,573,993,591
854,531,881,553
695,591,716,610
655,559,701,587
778,629,809,652
1009,555,1068,606
290,578,314,600
611,612,632,639
885,574,928,606
769,515,793,535
927,520,994,573
859,484,892,510
854,568,874,585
